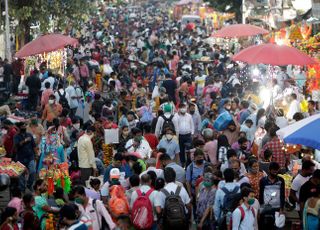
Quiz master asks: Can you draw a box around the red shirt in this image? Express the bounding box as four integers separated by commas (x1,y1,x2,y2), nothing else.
144,133,159,150
3,127,17,157
1,224,19,230
262,137,289,169
103,121,118,129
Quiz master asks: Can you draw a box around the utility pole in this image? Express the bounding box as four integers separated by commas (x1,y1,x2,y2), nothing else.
5,0,11,62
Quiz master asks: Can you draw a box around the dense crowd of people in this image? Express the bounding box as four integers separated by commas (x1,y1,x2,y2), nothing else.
0,1,319,230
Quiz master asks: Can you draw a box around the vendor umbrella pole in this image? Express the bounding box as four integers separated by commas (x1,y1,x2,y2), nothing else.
266,65,276,121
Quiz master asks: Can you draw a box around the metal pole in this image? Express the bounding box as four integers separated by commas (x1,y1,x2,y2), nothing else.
5,0,11,62
242,0,246,24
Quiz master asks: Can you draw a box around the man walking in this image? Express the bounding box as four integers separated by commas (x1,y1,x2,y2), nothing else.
78,126,97,185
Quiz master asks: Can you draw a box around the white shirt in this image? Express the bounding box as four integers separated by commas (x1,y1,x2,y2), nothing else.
287,99,301,120
76,198,116,230
291,173,311,210
54,89,71,107
41,76,55,90
140,167,164,179
275,116,289,129
155,113,180,138
177,113,194,135
65,85,83,109
232,203,257,230
77,134,96,169
125,138,152,159
154,182,190,210
240,124,254,143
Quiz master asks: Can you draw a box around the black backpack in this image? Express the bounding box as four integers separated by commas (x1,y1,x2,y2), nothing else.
162,186,187,228
218,186,241,229
221,186,241,212
161,114,175,135
58,90,70,109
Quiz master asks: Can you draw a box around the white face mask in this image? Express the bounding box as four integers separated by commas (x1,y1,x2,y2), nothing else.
73,124,80,130
48,99,54,105
1,129,7,135
166,134,173,141
180,108,187,114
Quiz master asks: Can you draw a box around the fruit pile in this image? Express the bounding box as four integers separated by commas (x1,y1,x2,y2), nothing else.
0,158,26,177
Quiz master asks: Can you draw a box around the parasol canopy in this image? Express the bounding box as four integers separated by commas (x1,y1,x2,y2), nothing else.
277,113,320,150
232,43,317,66
175,0,201,6
15,34,78,58
212,24,269,38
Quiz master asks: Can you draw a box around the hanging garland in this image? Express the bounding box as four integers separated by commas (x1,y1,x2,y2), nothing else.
102,144,113,166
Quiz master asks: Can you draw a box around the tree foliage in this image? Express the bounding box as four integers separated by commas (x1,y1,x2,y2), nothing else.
204,0,243,22
9,0,92,45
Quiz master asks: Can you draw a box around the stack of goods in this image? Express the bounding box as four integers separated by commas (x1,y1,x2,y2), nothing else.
39,162,71,195
102,144,113,166
0,158,26,177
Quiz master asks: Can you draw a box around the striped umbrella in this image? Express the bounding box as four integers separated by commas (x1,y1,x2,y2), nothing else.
277,113,320,150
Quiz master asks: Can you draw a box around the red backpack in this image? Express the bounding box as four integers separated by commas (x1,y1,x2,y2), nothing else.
131,189,154,230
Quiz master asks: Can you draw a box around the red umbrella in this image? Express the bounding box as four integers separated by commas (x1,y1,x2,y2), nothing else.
15,34,78,58
212,24,269,38
232,43,317,66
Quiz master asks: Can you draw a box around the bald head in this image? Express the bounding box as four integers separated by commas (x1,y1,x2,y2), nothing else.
141,174,151,185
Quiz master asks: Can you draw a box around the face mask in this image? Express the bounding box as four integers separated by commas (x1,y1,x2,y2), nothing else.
203,181,212,188
190,110,195,115
111,178,119,184
20,128,27,133
75,197,84,205
73,124,80,130
225,105,231,110
250,168,258,174
248,198,255,206
166,134,173,141
49,100,54,105
1,129,7,135
180,108,187,114
196,159,204,165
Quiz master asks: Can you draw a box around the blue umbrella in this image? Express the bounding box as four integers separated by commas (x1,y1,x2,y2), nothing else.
277,113,320,150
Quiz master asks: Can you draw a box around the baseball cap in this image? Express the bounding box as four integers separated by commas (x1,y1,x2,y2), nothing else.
110,168,120,179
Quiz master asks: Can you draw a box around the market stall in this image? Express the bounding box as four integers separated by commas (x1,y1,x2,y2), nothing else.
15,33,78,78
